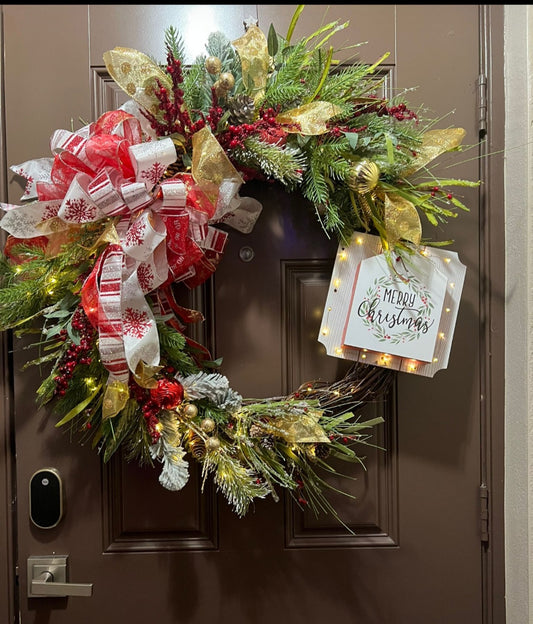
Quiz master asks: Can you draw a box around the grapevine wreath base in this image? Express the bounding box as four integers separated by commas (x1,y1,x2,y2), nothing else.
0,6,477,522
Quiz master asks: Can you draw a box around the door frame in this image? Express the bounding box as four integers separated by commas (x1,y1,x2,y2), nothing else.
0,5,17,622
0,4,507,623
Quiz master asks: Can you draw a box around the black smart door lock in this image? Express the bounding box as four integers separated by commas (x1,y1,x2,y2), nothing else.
29,468,63,529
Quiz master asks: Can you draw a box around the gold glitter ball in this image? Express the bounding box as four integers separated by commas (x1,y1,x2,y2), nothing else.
200,418,216,433
181,403,198,419
206,437,221,451
205,56,222,75
218,72,235,91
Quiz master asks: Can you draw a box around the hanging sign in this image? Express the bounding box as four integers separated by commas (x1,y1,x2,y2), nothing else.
318,232,466,377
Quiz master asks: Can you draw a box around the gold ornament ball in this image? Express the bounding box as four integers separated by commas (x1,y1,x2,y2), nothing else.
347,160,380,195
218,72,235,91
206,436,221,451
200,418,216,433
205,56,221,75
181,403,198,419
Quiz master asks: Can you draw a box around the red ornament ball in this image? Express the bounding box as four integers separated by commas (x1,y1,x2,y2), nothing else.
150,378,184,410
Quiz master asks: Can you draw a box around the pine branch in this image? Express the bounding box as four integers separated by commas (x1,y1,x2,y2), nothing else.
164,26,186,64
236,137,306,188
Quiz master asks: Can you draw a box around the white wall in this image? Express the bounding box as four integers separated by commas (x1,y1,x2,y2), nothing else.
504,5,532,623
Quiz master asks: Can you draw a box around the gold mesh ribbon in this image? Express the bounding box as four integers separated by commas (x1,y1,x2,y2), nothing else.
383,192,422,246
273,409,330,444
102,379,130,420
103,47,172,118
191,126,243,203
405,128,466,175
276,101,342,136
232,25,269,102
133,360,163,390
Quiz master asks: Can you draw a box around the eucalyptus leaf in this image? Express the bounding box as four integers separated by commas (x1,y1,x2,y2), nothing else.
344,132,359,150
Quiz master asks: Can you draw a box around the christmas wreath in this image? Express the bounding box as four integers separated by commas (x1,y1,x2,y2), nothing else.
0,6,477,522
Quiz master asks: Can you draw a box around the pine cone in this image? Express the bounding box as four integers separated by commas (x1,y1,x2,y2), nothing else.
187,432,206,459
260,434,275,450
227,94,255,124
249,423,265,438
314,443,331,460
162,160,183,179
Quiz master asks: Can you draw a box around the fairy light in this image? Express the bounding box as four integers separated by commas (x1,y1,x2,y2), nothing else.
335,346,343,355
439,332,446,340
433,357,439,363
45,275,58,296
444,257,451,264
321,326,329,336
407,360,418,372
339,249,348,261
84,377,97,391
449,282,455,288
155,422,163,434
445,307,451,313
380,353,391,366
356,236,364,245
333,278,341,289
14,266,22,274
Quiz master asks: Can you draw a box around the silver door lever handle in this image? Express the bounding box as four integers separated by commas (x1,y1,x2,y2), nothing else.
31,571,93,597
27,555,93,598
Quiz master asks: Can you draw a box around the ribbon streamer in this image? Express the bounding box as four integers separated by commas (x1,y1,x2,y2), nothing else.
232,25,270,102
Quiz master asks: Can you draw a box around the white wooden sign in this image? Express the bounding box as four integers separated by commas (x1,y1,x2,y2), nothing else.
318,232,466,377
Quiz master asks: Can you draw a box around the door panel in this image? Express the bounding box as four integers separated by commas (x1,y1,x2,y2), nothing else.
2,4,504,623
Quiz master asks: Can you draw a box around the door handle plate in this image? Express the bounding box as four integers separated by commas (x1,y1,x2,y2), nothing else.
27,555,93,598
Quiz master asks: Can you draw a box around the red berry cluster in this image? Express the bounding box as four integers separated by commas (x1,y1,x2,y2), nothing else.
53,306,95,398
354,99,418,123
141,49,205,140
295,477,308,506
129,379,161,442
205,95,225,133
378,102,418,122
329,124,368,138
430,185,453,200
217,107,287,151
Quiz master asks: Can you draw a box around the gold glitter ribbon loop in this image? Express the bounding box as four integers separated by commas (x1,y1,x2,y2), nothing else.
275,410,330,444
102,379,130,420
383,193,422,246
103,47,173,119
191,126,244,206
406,128,466,175
276,101,342,135
232,25,270,102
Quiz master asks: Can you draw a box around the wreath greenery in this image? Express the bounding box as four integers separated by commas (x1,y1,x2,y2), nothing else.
0,6,478,523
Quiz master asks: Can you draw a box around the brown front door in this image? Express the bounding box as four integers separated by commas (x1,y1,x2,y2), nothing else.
2,5,505,623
